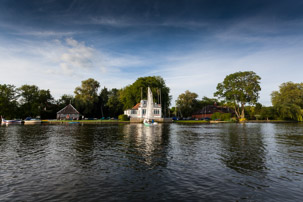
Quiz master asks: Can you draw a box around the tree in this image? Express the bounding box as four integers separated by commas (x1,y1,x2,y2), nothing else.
214,71,261,120
19,85,41,118
176,90,198,117
106,88,123,117
0,84,19,119
57,94,74,107
74,78,100,116
18,85,54,118
271,82,303,121
120,76,171,116
98,87,109,118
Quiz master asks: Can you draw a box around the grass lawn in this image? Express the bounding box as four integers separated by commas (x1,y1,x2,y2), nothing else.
174,120,210,123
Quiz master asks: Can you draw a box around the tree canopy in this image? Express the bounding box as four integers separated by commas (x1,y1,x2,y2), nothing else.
18,85,54,118
214,71,261,119
0,84,19,119
176,90,198,117
271,82,303,121
74,78,100,116
120,76,171,116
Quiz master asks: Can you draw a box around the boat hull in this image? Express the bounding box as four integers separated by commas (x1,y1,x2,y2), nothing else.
24,120,41,125
1,120,22,125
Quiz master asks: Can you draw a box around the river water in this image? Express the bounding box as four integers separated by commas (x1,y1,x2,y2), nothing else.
0,123,303,201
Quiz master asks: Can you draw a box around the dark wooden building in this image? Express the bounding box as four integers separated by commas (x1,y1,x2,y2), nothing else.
57,104,80,120
192,103,234,119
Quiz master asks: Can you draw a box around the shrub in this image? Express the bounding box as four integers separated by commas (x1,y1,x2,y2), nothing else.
211,112,221,120
118,114,129,121
211,112,231,121
221,113,231,121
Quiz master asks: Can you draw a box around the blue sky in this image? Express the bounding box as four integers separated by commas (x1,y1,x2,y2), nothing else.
1,0,303,106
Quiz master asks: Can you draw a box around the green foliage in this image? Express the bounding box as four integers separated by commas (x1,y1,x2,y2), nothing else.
106,88,124,118
74,78,100,116
221,113,231,121
120,76,171,116
0,84,19,119
176,90,198,117
211,112,221,120
271,82,303,121
118,114,129,121
214,71,261,119
58,94,74,107
211,112,231,121
18,85,54,118
99,87,109,117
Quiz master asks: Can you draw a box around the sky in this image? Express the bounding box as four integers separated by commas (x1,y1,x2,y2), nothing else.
1,0,303,106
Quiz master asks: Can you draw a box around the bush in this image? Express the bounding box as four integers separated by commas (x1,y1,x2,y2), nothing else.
118,114,129,121
221,113,231,121
211,112,221,120
211,112,231,121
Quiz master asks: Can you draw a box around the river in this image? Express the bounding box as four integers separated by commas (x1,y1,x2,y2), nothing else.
0,123,303,201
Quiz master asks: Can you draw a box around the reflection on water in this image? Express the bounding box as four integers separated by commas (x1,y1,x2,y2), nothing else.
220,124,267,174
0,123,303,201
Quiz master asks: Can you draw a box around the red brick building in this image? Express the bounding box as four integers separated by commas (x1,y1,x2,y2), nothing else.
192,103,234,119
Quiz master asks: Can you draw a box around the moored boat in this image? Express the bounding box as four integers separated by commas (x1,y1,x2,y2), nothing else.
24,117,41,125
1,117,22,125
143,118,158,126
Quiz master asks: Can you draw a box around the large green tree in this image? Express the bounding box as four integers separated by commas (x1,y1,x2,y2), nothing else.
19,85,54,118
176,90,198,117
271,82,303,121
57,94,74,107
0,84,19,119
74,78,100,116
98,87,109,118
106,88,124,117
214,71,261,120
120,76,171,117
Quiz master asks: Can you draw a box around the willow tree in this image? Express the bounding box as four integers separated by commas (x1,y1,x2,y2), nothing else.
214,71,261,120
271,82,303,121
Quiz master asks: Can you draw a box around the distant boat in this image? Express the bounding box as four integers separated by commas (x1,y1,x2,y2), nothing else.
143,119,158,126
1,117,22,125
23,117,41,125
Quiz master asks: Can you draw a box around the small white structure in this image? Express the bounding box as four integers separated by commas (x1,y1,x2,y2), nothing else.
124,88,162,119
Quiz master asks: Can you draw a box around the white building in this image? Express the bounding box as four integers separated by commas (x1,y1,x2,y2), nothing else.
124,100,162,119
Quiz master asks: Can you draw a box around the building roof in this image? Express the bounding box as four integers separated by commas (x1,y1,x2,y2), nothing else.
193,104,234,115
132,103,140,110
57,104,80,114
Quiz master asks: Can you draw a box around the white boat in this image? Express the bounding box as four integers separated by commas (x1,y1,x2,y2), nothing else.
143,119,158,126
143,87,158,126
1,117,22,125
24,119,41,125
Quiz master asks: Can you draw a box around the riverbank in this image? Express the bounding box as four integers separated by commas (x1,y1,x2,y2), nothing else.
174,120,298,124
42,120,130,124
39,119,298,125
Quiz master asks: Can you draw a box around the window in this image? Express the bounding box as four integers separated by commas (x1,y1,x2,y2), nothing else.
154,109,160,115
142,109,146,115
131,110,137,114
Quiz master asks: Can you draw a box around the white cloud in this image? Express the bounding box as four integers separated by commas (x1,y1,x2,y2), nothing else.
0,37,147,98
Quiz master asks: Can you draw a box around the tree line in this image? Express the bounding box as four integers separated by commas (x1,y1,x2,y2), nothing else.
175,71,303,121
0,76,171,119
1,72,303,121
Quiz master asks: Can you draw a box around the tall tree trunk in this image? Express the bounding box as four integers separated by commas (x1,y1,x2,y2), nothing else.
240,103,245,119
234,103,241,119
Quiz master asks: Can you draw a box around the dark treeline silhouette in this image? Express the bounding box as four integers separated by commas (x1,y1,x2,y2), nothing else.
0,76,171,120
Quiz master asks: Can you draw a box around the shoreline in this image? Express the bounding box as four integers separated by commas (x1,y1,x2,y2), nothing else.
37,119,299,125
